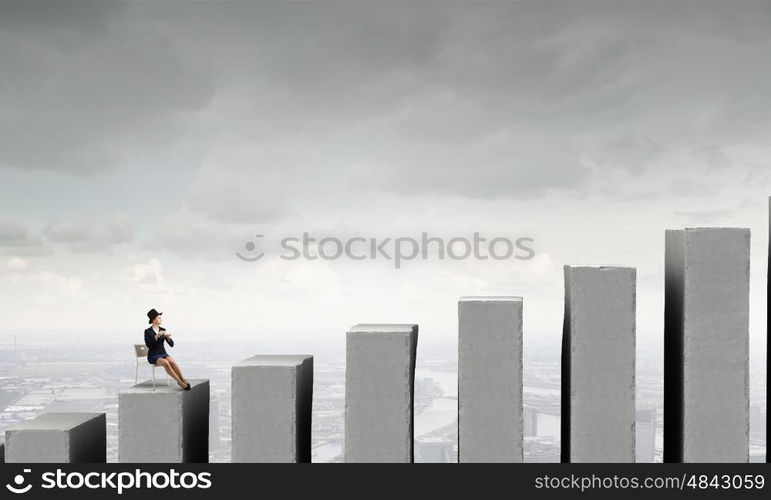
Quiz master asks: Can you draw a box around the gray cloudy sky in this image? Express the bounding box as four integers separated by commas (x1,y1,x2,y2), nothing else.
0,1,769,355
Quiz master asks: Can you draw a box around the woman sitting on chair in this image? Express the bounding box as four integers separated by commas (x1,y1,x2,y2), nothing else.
145,308,190,390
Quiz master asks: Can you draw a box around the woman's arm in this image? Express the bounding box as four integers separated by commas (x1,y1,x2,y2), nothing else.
158,327,174,347
144,329,159,349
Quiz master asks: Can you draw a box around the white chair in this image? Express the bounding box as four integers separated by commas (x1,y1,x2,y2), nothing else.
134,344,169,391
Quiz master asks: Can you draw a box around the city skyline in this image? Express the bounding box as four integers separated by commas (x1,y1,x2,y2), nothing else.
0,332,766,462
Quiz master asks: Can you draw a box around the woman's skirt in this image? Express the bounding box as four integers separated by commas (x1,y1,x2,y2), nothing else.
148,353,169,365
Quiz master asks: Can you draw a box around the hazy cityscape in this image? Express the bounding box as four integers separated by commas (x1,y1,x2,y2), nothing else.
0,332,765,463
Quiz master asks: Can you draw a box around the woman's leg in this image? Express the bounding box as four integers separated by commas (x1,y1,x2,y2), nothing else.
165,356,187,384
155,358,185,386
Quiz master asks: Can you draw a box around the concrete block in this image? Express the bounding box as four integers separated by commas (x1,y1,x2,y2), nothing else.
664,228,750,463
232,355,313,462
5,412,106,463
119,379,209,463
345,324,418,462
458,297,523,463
561,266,636,463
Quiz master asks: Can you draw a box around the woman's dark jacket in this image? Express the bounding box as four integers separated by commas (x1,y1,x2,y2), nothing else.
144,326,174,360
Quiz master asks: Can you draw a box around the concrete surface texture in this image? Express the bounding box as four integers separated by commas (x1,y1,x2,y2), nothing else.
664,228,750,463
231,355,313,462
4,412,106,463
119,379,210,463
458,296,523,463
562,266,636,463
345,324,418,462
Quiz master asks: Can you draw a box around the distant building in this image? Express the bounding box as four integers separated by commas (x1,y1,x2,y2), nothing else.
750,405,766,440
524,436,559,462
416,438,453,463
524,404,538,437
749,446,766,463
636,408,656,463
210,395,221,453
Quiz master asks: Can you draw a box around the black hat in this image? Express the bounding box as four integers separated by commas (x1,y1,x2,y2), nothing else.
147,308,162,324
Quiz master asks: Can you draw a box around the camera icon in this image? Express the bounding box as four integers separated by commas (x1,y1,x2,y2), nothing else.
5,469,32,494
236,234,265,262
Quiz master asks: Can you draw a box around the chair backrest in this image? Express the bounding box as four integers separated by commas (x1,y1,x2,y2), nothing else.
134,344,148,357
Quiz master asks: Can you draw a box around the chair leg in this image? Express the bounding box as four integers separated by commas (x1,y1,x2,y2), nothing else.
135,360,138,385
152,365,156,391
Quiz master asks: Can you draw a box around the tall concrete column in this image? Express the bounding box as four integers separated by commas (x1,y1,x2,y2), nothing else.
664,228,750,463
119,379,209,462
4,412,106,463
458,297,523,462
561,266,636,463
231,355,313,462
768,199,770,464
345,324,418,463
